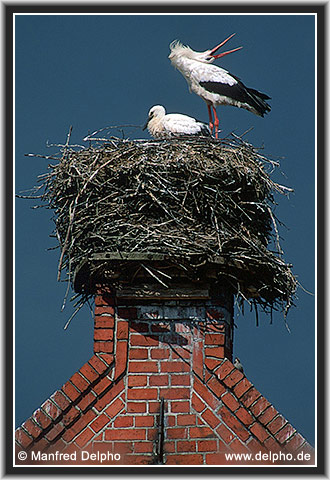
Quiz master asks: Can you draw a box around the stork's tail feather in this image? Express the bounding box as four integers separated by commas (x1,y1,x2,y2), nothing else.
245,87,271,117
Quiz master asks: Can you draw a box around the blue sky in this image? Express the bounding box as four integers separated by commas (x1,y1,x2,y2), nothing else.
15,13,315,445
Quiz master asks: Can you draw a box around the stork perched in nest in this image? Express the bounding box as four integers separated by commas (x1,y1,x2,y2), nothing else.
143,105,211,139
169,34,271,138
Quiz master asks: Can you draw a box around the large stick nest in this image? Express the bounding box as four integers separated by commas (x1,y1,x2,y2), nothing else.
29,135,297,316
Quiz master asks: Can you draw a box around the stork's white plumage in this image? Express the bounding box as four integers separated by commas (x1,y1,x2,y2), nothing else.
169,34,271,138
143,105,211,139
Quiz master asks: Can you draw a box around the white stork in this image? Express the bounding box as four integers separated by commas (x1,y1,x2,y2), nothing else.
143,105,211,139
169,34,271,138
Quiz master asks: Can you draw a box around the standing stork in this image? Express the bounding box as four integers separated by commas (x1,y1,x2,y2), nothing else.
168,34,271,138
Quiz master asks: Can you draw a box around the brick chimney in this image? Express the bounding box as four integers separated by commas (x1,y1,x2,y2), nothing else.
15,257,314,466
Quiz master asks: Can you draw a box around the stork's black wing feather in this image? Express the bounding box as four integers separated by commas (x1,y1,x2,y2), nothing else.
200,79,271,117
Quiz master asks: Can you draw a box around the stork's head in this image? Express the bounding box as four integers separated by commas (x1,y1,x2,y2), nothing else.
143,105,166,130
169,34,242,64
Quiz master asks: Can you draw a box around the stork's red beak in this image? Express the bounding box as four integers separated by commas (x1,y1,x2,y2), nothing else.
210,33,242,59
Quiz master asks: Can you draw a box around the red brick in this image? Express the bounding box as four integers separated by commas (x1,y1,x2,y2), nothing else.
62,406,80,426
233,378,252,398
95,294,111,306
177,440,196,452
216,359,235,380
32,409,52,429
33,437,50,453
148,401,162,413
247,437,268,454
161,362,190,373
15,428,33,448
267,415,287,435
117,320,129,340
164,441,176,453
62,410,96,442
171,401,190,413
177,414,197,426
114,416,134,428
117,307,137,319
89,355,111,375
104,397,125,418
94,316,114,329
223,369,244,388
62,381,81,402
275,424,295,444
193,378,218,409
128,375,147,387
216,423,234,443
130,334,158,347
95,305,115,315
51,390,71,411
202,408,220,429
167,427,187,439
205,357,222,371
263,436,282,454
250,397,270,417
230,438,250,454
130,321,149,333
171,348,191,360
75,427,94,448
193,340,203,379
207,376,226,397
189,426,214,438
45,423,65,442
129,348,149,360
147,428,157,441
128,361,158,373
90,413,110,432
150,348,169,359
171,374,190,386
222,392,239,411
192,393,206,413
92,376,112,396
259,406,278,425
94,329,114,341
159,387,190,400
127,402,146,413
114,340,128,378
134,442,154,453
41,399,61,421
205,452,228,464
98,353,114,366
79,363,99,384
250,422,269,443
205,346,225,358
94,341,113,353
167,415,176,426
77,392,97,412
149,375,169,386
70,372,90,392
94,378,124,411
121,454,152,465
127,388,158,400
235,407,254,426
205,334,225,345
241,387,261,408
105,429,146,441
285,432,305,452
167,454,203,465
135,416,154,427
22,419,42,439
198,439,218,452
218,406,250,442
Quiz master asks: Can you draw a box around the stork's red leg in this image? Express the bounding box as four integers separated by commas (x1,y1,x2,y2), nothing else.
212,106,219,139
207,104,214,133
